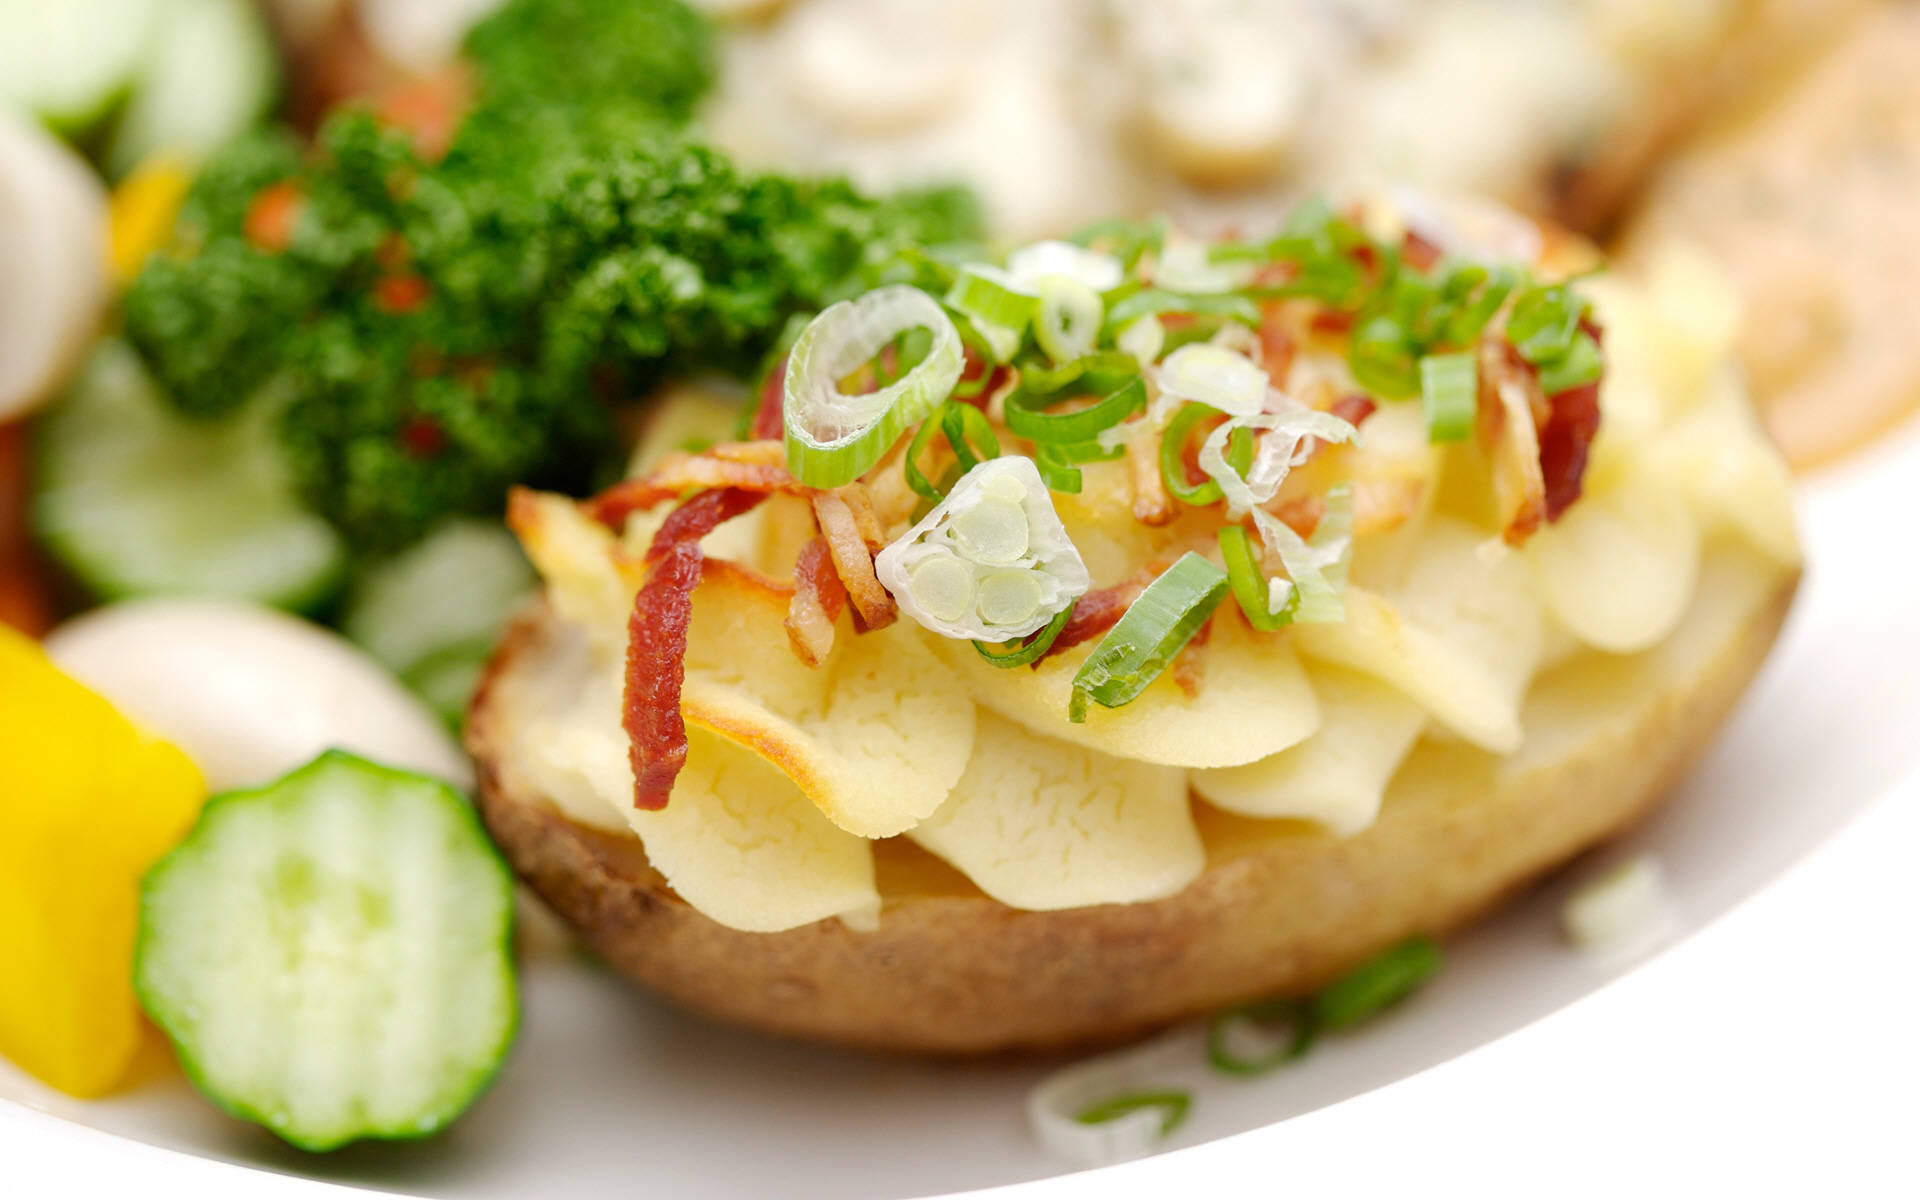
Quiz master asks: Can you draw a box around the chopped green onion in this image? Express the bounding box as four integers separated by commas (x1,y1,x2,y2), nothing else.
1016,349,1138,397
1507,284,1584,364
1035,276,1104,363
941,402,1000,471
1074,1090,1191,1137
1154,343,1269,416
1032,451,1083,494
1536,331,1603,395
1155,236,1253,294
1004,374,1146,445
1066,214,1167,269
1104,289,1261,332
1218,524,1290,632
1249,483,1354,625
1198,409,1359,516
784,286,963,489
876,456,1089,643
1443,264,1519,345
1159,404,1252,507
1310,936,1443,1030
1205,998,1317,1077
973,602,1075,667
1419,351,1478,443
1348,313,1419,400
1008,240,1126,292
1116,315,1166,366
1070,553,1228,722
946,264,1040,331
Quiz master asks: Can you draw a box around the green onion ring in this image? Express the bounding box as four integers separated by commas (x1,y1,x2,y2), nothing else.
1158,404,1253,506
1419,351,1478,444
1004,374,1146,445
1218,524,1290,632
1035,276,1104,363
942,402,1000,472
1205,998,1318,1077
784,285,963,488
1310,936,1443,1030
1104,289,1261,332
1070,552,1228,722
973,603,1076,667
1073,1090,1191,1137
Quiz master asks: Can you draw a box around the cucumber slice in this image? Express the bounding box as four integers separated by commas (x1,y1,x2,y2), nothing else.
32,340,347,611
0,0,166,135
104,0,280,178
137,751,518,1153
342,519,536,728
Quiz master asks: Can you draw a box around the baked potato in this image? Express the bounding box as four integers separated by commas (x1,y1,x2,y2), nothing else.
466,202,1802,1054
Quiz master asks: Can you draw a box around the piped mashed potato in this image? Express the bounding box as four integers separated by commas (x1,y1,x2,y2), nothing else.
488,205,1799,936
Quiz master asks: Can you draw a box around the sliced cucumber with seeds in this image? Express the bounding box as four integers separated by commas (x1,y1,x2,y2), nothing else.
342,519,537,729
32,340,347,611
137,751,518,1153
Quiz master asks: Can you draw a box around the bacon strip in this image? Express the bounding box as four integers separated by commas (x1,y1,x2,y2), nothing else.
784,536,847,667
1169,620,1213,699
587,453,804,530
1479,339,1548,546
621,488,764,810
1539,381,1602,522
751,357,787,440
1041,574,1152,662
811,490,896,631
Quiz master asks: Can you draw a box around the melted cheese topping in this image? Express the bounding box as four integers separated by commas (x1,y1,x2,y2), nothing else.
502,257,1799,933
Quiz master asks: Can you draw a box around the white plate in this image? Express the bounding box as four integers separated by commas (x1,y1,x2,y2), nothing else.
6,413,1920,1199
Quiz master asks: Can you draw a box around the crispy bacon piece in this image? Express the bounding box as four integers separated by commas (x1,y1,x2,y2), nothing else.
1169,620,1213,699
1479,339,1548,546
1127,425,1177,526
751,357,787,440
586,452,805,530
1329,393,1378,428
811,489,896,631
1257,307,1297,380
1539,381,1602,522
622,488,765,811
1041,574,1152,662
784,536,847,667
1401,229,1444,272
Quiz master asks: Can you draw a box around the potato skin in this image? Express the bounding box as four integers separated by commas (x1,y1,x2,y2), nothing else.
468,554,1797,1055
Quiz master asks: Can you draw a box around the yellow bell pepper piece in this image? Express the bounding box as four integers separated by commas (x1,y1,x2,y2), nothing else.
0,626,205,1097
107,153,192,286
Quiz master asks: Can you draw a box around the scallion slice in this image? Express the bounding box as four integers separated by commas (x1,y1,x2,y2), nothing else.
1348,313,1419,400
1419,351,1477,443
1507,284,1583,364
946,264,1040,331
875,456,1089,643
1035,276,1104,363
942,401,1000,471
1205,998,1317,1077
1105,289,1261,332
1310,936,1442,1030
1007,240,1126,293
1536,330,1603,395
1074,1091,1191,1137
1154,343,1269,417
973,602,1075,667
1250,484,1354,625
784,285,963,488
1218,524,1289,632
1004,373,1146,445
1159,403,1251,507
1069,553,1228,722
1116,315,1165,366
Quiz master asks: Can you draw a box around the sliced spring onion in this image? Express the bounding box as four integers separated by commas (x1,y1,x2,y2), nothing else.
1005,373,1145,445
875,456,1089,643
1075,1091,1191,1136
903,401,1000,501
946,264,1039,331
1035,276,1104,363
1027,1029,1195,1168
1066,214,1167,270
1032,451,1082,494
1507,283,1583,364
1198,408,1360,517
1007,240,1125,292
1116,315,1165,366
1016,349,1138,397
1069,553,1228,723
973,602,1075,667
1536,331,1603,395
1310,935,1442,1030
1218,524,1290,632
1419,351,1477,443
1153,343,1269,417
1249,483,1354,625
1443,264,1519,345
1105,289,1261,332
1348,313,1419,400
1154,236,1254,294
1159,403,1250,507
784,285,963,488
1205,998,1316,1077
1562,856,1673,953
